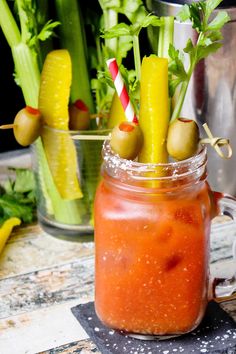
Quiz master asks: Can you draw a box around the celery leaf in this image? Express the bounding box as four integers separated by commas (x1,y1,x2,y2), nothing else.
205,0,223,21
207,11,230,31
103,23,131,38
168,44,188,96
118,35,133,62
37,20,60,42
138,14,162,29
119,0,147,24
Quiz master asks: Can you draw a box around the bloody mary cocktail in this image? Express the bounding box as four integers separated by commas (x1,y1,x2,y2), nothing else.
94,142,211,335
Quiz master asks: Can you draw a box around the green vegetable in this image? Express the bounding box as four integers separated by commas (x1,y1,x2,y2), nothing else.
0,0,85,225
169,0,230,122
55,0,95,113
98,0,119,56
100,0,167,115
91,1,133,115
158,16,174,59
0,168,36,224
103,13,161,82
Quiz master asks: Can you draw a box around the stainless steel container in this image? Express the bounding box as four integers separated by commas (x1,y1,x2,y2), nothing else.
147,0,236,195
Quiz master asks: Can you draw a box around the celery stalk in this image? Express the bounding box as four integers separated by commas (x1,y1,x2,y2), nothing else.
12,44,40,108
158,17,174,59
157,16,174,121
133,34,141,82
98,1,118,55
103,8,118,55
55,0,94,112
0,1,21,46
55,0,103,224
0,0,84,225
36,139,85,224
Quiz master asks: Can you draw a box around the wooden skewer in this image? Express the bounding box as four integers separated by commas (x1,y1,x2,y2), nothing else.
72,134,111,141
200,123,232,159
0,124,15,129
90,113,109,119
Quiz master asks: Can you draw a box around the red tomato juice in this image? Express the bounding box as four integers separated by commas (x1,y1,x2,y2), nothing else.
94,175,212,335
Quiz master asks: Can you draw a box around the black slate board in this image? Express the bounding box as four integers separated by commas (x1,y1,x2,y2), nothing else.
71,301,236,354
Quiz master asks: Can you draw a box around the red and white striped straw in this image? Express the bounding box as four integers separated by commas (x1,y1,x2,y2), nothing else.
106,58,138,124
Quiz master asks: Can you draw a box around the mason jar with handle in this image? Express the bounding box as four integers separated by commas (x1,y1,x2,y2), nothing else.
146,0,236,195
94,142,236,337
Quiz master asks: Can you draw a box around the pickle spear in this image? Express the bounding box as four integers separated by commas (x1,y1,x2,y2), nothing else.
39,49,83,200
138,56,169,163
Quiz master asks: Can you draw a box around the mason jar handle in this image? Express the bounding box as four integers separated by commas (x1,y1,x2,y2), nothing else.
210,192,236,303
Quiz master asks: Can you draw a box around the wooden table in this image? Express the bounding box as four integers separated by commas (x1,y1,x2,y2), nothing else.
0,150,236,353
0,223,98,354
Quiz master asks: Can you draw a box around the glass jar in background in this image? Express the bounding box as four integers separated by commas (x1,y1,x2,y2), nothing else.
32,126,110,241
94,141,236,336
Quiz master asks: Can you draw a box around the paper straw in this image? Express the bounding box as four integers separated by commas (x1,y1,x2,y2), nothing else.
107,58,138,124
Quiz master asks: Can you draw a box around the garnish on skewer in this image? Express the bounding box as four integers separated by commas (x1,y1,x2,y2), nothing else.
0,106,42,146
69,99,90,131
167,118,199,161
166,119,232,161
110,122,143,160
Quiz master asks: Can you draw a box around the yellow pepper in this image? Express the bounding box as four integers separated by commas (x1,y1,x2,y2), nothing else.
138,56,169,164
0,217,21,254
107,92,126,129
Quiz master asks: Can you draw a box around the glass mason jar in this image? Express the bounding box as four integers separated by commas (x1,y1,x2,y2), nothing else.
32,126,110,241
94,141,236,336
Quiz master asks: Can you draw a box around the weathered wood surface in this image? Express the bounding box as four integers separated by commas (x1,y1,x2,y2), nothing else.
38,339,100,354
0,224,95,354
0,219,235,354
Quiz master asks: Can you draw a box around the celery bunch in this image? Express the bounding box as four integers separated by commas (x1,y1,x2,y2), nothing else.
0,0,85,225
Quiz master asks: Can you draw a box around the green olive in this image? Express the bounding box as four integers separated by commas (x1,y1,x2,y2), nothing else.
69,99,90,130
167,118,199,161
110,121,143,160
14,106,42,146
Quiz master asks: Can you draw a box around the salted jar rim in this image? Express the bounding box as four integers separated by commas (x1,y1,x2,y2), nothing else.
102,140,207,183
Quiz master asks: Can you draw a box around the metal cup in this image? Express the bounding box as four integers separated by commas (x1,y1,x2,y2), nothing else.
147,0,236,194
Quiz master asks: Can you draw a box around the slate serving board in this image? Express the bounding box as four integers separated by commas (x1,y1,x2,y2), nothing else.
72,301,236,354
